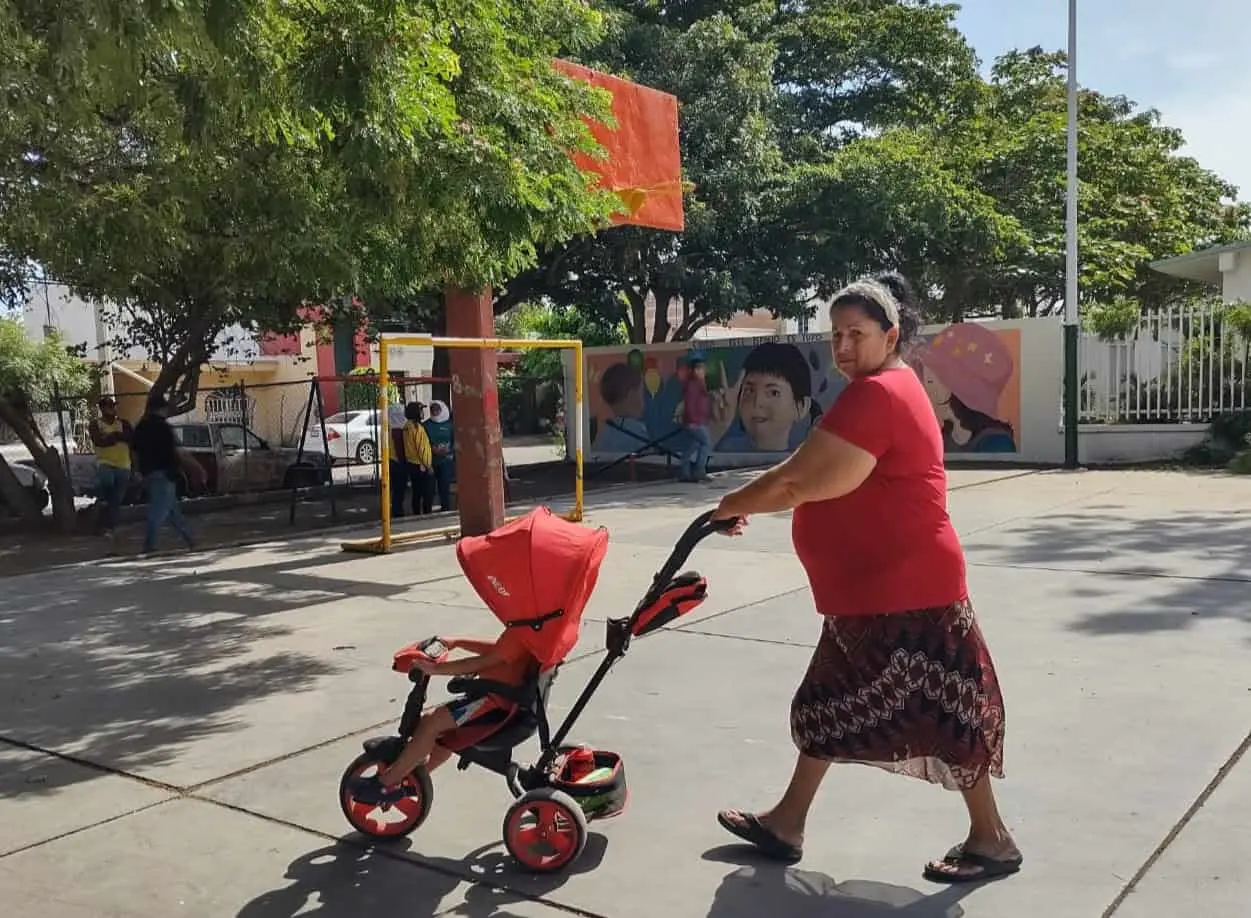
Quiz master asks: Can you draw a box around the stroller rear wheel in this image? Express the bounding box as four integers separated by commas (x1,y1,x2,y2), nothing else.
339,752,433,839
502,787,588,873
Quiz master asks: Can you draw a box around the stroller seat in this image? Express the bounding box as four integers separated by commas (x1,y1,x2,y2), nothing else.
443,507,608,765
439,666,559,755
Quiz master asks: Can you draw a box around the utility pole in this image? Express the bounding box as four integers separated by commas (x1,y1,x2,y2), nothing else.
1063,0,1080,468
94,298,115,396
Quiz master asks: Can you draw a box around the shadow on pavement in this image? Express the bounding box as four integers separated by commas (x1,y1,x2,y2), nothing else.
0,549,442,795
964,508,1251,636
0,474,739,796
703,847,970,917
235,835,609,918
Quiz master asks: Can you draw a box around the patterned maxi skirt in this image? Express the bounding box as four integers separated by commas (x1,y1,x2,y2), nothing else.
789,598,1006,791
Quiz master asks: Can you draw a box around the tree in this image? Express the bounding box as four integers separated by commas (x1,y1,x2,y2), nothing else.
783,47,1251,321
496,301,627,382
945,49,1251,316
777,128,1029,320
0,318,92,529
497,0,981,342
0,0,622,413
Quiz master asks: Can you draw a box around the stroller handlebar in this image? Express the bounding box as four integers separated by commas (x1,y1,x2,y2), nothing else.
663,509,738,571
629,509,738,622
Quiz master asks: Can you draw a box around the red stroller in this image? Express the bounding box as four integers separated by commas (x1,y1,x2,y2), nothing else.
338,507,732,872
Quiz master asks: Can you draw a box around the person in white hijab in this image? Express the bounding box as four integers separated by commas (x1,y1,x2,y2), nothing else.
423,399,456,511
387,402,409,515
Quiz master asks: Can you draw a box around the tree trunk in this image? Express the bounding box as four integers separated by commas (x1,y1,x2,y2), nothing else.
672,298,711,342
651,289,673,344
150,300,224,416
624,289,648,344
0,396,77,532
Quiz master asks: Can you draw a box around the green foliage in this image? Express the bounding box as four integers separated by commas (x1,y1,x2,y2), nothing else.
1083,297,1142,340
781,128,1028,318
0,318,92,411
343,367,400,412
1225,301,1251,340
793,48,1251,321
500,0,982,340
496,302,626,382
1230,447,1251,475
0,317,93,527
1183,411,1251,468
502,7,1246,335
932,49,1249,316
0,0,621,410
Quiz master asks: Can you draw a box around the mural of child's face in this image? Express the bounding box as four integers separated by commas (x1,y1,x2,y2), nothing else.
617,382,645,418
738,372,808,451
691,362,707,382
918,362,969,444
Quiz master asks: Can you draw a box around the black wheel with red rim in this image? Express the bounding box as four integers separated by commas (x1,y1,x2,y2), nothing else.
338,752,433,840
502,787,588,873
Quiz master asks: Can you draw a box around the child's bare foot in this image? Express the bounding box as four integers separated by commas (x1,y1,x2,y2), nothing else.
347,774,416,806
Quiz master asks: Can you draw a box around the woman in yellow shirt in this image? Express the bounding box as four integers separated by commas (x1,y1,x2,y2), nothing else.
402,401,433,515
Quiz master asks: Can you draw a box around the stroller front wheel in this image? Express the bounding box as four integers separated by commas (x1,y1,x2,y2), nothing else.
339,752,434,839
503,787,588,873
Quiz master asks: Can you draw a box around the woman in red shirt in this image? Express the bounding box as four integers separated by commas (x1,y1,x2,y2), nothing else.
711,273,1020,884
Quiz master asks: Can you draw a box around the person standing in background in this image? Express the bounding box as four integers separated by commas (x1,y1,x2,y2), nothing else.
679,353,713,482
89,395,134,542
388,402,409,518
424,399,455,512
402,401,433,515
131,394,206,554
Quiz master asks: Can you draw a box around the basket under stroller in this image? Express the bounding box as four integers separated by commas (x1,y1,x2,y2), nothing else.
338,506,731,872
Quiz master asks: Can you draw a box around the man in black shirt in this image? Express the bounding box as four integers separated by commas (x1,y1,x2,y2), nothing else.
132,394,204,554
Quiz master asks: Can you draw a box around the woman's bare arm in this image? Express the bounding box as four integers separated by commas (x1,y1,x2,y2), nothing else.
717,428,877,517
428,647,509,677
441,637,497,655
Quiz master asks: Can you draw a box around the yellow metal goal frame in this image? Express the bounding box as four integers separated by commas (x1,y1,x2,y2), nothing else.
340,334,584,554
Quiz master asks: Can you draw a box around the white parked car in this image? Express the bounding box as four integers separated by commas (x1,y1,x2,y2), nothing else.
302,409,396,465
1,458,51,515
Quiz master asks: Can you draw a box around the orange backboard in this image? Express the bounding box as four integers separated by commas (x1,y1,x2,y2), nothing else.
555,60,684,233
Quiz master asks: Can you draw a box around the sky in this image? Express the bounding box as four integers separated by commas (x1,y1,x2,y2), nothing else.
952,0,1250,198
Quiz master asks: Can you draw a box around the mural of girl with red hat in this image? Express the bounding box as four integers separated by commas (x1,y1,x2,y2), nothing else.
913,323,1018,454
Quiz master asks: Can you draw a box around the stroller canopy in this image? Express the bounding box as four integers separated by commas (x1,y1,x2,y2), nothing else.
456,508,610,668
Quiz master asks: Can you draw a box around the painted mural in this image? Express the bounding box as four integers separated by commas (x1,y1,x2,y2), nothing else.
585,323,1022,462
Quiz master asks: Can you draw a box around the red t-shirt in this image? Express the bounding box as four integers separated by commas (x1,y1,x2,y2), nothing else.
683,378,711,426
791,366,967,616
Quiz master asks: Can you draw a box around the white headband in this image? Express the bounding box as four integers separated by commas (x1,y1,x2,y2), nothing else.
832,279,901,328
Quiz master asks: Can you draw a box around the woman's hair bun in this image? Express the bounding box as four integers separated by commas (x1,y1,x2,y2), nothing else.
871,271,921,347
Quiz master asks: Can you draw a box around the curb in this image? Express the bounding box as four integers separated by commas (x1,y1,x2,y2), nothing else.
1,467,1041,579
0,475,682,578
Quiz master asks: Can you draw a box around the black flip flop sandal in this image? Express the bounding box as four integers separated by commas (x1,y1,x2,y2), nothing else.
717,811,803,864
923,845,1023,884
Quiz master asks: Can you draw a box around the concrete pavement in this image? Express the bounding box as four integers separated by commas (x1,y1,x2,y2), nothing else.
1,467,1250,917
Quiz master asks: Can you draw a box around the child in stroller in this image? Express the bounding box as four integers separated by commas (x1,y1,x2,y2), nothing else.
337,506,735,872
348,628,537,804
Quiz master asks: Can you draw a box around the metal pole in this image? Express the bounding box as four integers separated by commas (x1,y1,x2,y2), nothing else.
378,343,392,552
573,341,584,522
1063,0,1081,469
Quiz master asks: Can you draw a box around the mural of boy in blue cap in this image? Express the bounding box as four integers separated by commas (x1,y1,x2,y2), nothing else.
713,341,821,453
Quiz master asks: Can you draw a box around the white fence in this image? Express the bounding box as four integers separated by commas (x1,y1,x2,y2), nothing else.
1080,301,1250,424
197,392,256,426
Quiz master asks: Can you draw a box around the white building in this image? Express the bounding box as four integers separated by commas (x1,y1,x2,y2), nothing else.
1150,239,1251,301
23,283,266,369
